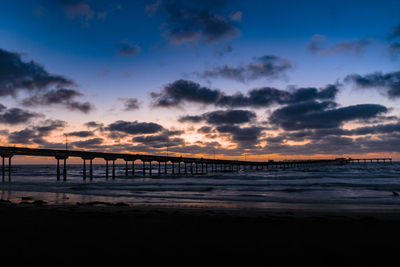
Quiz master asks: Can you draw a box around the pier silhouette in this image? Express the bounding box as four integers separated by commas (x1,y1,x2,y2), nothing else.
0,146,392,181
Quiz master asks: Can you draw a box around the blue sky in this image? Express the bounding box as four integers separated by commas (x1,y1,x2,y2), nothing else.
1,0,400,160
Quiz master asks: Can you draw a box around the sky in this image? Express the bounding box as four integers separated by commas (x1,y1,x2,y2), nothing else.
1,0,400,162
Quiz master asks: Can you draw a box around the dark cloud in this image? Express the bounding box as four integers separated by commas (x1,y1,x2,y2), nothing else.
197,126,213,134
217,87,290,108
107,120,164,135
0,48,93,113
216,125,264,148
71,138,103,148
132,134,185,148
117,40,141,56
66,101,93,113
21,88,93,113
67,130,94,137
8,119,66,144
269,101,388,131
119,98,140,110
178,115,203,123
151,79,339,108
0,48,75,97
151,79,222,107
345,71,400,98
307,34,372,56
347,122,400,136
84,121,104,129
0,106,41,125
198,55,292,82
179,109,256,125
217,84,339,108
146,0,239,44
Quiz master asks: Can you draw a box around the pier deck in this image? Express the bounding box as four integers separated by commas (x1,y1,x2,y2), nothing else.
0,146,392,181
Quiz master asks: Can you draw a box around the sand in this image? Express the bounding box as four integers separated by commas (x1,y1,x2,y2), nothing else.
1,198,400,265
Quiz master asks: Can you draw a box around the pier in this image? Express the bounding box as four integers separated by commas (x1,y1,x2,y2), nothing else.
0,146,392,181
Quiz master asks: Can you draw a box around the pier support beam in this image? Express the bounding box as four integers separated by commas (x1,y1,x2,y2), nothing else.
158,162,161,176
1,155,13,182
125,161,128,177
132,161,135,176
63,158,67,181
8,156,11,182
56,158,60,181
83,159,86,180
2,156,4,182
90,159,93,180
143,161,146,176
55,155,68,181
105,160,109,179
112,160,115,179
165,162,167,174
149,162,152,176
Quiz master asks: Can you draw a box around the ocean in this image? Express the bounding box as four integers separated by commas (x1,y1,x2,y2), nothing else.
1,162,400,211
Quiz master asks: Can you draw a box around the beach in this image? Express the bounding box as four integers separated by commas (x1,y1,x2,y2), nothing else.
1,198,400,265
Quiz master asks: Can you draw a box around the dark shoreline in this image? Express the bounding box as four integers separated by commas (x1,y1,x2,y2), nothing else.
1,200,400,264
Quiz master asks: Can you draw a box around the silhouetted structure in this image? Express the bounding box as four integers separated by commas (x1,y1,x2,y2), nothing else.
0,146,392,181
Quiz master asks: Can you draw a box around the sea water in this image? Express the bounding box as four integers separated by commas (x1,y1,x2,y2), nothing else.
1,162,400,210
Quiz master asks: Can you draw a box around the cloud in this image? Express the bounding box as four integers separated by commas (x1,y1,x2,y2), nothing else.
8,119,66,144
0,48,93,113
0,105,42,125
67,130,94,137
107,120,164,135
146,0,240,44
21,88,93,113
151,79,339,108
0,48,75,97
307,34,372,56
151,79,222,107
71,138,103,148
179,109,256,125
198,55,292,82
197,126,213,133
84,121,104,129
117,40,141,56
269,101,388,130
217,84,339,108
216,125,264,148
344,71,400,98
132,133,185,148
119,98,140,111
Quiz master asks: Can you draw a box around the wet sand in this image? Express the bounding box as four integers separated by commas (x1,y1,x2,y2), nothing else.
1,199,400,265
